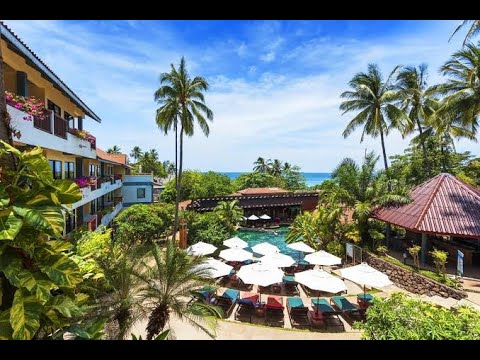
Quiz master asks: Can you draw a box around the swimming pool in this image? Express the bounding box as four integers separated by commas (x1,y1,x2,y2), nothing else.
236,226,305,261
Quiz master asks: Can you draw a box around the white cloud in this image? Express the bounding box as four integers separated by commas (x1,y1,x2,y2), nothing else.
248,66,256,75
260,51,276,62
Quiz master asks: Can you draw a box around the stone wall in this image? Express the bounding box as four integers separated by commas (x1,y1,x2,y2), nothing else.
364,254,467,300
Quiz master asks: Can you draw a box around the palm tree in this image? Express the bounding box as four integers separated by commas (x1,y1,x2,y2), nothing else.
149,149,159,161
107,145,122,154
269,159,283,176
133,242,222,340
286,211,320,249
163,160,176,176
432,44,480,137
214,200,244,232
130,146,143,163
396,64,435,176
154,57,213,242
450,20,480,46
253,157,269,173
340,64,410,171
324,152,410,246
282,162,292,173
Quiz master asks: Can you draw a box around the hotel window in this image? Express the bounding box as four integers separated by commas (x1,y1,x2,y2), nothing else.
65,209,76,234
97,165,101,177
90,199,97,215
89,164,96,177
49,160,62,179
47,100,62,116
106,165,113,175
64,111,74,129
64,162,75,179
137,188,146,199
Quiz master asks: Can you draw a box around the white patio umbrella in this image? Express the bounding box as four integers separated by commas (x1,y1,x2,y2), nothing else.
247,214,259,220
236,263,284,287
223,236,248,249
260,253,296,268
186,241,217,256
252,242,279,255
195,258,234,279
294,269,347,294
218,248,253,262
305,250,342,267
259,214,271,220
340,263,393,289
287,242,315,253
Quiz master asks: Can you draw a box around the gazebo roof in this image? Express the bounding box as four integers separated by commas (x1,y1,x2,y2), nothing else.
372,173,480,238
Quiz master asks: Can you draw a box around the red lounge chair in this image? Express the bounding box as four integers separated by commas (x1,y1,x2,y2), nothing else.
234,292,260,323
265,296,284,327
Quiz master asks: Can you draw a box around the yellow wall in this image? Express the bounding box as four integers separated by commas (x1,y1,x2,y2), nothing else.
1,38,85,119
83,159,100,176
43,149,77,179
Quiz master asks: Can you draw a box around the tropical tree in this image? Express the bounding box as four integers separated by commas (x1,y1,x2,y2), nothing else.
432,44,480,138
269,159,283,176
233,171,285,190
163,160,176,176
149,149,159,161
107,145,122,154
323,152,410,246
214,200,244,232
130,146,143,163
154,57,213,242
450,20,480,46
282,162,292,172
253,157,270,173
340,64,409,171
133,242,222,340
396,64,435,176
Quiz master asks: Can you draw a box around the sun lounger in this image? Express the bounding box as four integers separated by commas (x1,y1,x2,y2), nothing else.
283,275,299,296
234,293,259,323
330,296,364,322
311,298,344,331
287,297,310,329
357,293,374,309
265,295,285,327
214,288,240,318
190,286,216,304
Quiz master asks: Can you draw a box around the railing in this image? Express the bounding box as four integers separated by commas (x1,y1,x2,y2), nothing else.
53,114,68,139
33,114,52,133
113,196,123,205
85,215,97,231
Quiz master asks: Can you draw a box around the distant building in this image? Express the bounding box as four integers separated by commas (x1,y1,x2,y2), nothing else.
123,174,154,206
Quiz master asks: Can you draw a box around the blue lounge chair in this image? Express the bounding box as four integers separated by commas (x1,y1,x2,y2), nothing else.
311,298,344,332
330,296,364,322
214,289,240,318
287,297,310,329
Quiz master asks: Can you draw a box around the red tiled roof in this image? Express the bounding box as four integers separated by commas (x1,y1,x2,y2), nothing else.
96,148,129,167
179,200,192,210
235,187,289,195
373,173,480,238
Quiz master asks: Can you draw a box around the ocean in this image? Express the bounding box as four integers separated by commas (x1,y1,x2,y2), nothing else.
221,172,331,187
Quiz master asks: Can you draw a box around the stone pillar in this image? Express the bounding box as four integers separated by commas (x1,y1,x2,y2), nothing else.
16,71,28,97
420,233,427,264
77,116,83,130
179,219,187,249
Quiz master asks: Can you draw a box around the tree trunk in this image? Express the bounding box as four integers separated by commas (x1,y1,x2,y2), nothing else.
172,126,183,243
416,118,430,176
379,129,389,171
174,119,178,187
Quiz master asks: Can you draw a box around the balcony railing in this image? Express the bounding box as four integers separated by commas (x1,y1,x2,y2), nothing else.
53,114,68,139
33,114,52,133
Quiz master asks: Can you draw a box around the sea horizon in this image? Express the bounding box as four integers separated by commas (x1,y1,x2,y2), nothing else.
220,172,331,187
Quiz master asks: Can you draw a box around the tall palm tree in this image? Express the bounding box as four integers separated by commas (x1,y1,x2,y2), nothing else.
253,157,269,173
214,200,244,232
133,242,222,340
340,64,409,171
325,152,410,245
282,162,292,173
449,20,480,46
130,146,143,163
269,159,283,176
149,148,159,161
107,145,122,154
154,57,213,242
396,64,435,176
432,44,480,137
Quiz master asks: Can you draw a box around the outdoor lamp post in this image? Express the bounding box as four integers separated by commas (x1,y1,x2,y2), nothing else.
179,219,187,249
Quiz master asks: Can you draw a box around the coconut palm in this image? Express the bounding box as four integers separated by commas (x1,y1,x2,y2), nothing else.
107,145,122,154
449,20,480,46
155,57,213,242
282,162,292,173
432,44,480,137
269,159,283,176
325,152,410,246
340,64,410,171
396,64,436,176
130,146,143,163
149,148,159,161
214,199,244,232
133,242,222,340
253,157,269,173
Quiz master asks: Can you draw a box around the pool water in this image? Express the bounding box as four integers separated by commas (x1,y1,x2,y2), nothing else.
236,226,305,261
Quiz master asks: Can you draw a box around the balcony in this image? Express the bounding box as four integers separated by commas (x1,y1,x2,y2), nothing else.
8,104,97,159
71,177,123,210
100,201,123,227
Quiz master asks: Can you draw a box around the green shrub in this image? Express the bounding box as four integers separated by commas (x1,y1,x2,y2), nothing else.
326,240,344,258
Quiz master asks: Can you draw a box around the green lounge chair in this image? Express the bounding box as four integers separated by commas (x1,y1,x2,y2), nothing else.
311,298,344,332
190,286,216,304
287,297,310,329
283,275,299,295
330,296,364,322
214,289,240,318
357,293,374,308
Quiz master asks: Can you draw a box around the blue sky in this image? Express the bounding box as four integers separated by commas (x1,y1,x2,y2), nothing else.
5,20,478,172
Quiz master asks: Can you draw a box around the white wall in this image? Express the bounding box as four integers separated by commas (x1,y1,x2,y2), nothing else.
122,174,153,205
8,105,97,159
71,179,122,210
100,202,123,227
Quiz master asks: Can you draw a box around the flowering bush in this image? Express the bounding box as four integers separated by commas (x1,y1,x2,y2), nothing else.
74,176,97,189
4,91,50,121
114,174,123,181
68,128,96,145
